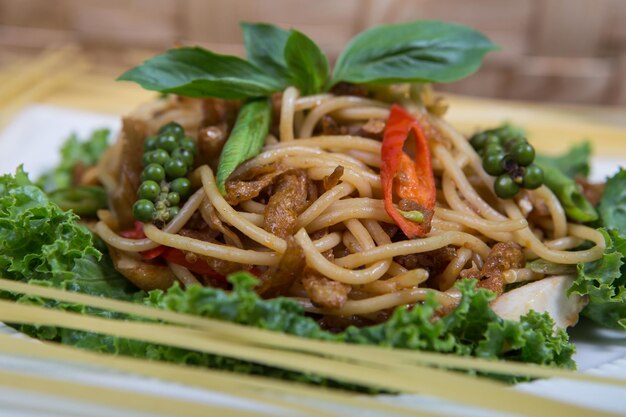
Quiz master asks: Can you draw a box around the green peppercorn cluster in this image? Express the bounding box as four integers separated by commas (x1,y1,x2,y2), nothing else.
133,122,196,223
469,126,544,199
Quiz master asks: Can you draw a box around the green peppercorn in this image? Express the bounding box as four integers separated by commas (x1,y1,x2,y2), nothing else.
144,135,158,152
512,142,535,166
167,192,180,206
140,163,165,183
142,152,153,167
469,132,488,150
158,122,185,139
483,144,504,157
138,180,160,201
171,148,194,168
150,149,170,166
482,153,505,175
157,134,178,153
484,134,501,148
179,137,197,155
133,199,155,222
522,164,544,189
168,206,180,220
164,158,188,179
170,178,191,197
494,174,520,199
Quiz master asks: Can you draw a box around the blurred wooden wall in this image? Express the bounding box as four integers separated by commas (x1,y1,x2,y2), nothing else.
1,0,625,105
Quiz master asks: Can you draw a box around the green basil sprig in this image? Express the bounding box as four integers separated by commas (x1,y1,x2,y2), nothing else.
241,22,291,86
284,30,330,95
119,20,497,98
331,20,498,86
118,47,283,99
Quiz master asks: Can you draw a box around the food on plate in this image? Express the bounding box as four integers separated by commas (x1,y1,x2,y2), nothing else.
1,20,625,385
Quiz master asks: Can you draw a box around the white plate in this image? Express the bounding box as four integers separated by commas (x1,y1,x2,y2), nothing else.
0,105,625,416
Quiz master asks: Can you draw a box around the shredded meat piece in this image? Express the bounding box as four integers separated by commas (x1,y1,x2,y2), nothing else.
225,163,288,205
264,170,310,239
258,237,306,296
576,177,605,206
323,166,344,191
330,82,369,98
202,98,239,127
109,117,147,229
355,119,386,140
108,246,175,291
197,124,227,169
461,242,525,295
199,199,243,248
178,228,248,276
302,273,351,310
320,115,345,135
395,247,456,277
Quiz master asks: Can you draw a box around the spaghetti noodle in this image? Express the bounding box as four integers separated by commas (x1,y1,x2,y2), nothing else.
95,86,604,323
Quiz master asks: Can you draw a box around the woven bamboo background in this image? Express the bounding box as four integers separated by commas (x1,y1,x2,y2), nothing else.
0,0,625,105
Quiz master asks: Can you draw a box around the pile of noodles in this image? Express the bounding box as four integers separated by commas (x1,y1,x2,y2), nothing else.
92,85,604,322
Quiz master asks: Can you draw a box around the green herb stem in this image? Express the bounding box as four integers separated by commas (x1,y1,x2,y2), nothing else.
538,163,598,223
216,98,272,194
48,186,108,216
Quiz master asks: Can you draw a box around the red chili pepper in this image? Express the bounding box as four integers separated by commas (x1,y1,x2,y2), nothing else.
161,247,224,279
381,105,436,238
118,223,226,280
118,221,166,259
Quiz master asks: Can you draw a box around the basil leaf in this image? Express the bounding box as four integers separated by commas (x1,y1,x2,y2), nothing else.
241,22,291,86
284,30,330,95
118,47,282,99
331,20,498,86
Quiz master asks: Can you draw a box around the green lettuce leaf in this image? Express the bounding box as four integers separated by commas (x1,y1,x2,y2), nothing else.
0,167,99,282
570,229,626,329
37,129,110,193
535,142,592,179
598,168,626,233
0,167,138,340
0,168,575,386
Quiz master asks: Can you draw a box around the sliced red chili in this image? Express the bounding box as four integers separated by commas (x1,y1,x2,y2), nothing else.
118,221,166,259
161,247,224,280
381,105,436,238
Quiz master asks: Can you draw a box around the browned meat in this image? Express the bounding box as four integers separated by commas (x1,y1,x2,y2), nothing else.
323,166,344,191
108,117,147,229
395,247,456,277
108,246,175,291
224,163,288,205
355,119,386,140
199,199,243,248
461,242,525,295
330,82,369,98
380,222,399,239
178,228,247,276
320,115,345,136
264,170,309,239
202,98,239,127
302,273,351,310
576,177,605,207
197,124,228,169
258,237,306,296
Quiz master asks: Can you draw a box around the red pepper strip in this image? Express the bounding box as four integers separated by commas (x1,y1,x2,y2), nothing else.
381,105,436,238
118,221,166,259
118,221,146,239
161,247,224,279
